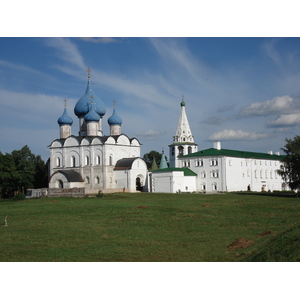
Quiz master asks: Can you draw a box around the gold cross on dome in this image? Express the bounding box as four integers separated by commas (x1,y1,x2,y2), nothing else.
113,99,116,108
182,95,184,101
64,98,67,107
87,67,91,78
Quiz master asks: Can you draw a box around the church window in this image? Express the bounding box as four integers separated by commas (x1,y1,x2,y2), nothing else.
71,156,76,167
201,171,206,178
85,156,90,166
254,170,257,178
109,155,113,165
86,176,90,184
188,146,192,154
178,146,184,156
56,157,60,167
97,155,101,165
95,176,100,184
202,184,206,191
172,147,175,156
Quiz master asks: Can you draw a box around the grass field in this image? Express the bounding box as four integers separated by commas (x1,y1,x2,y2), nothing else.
0,192,299,262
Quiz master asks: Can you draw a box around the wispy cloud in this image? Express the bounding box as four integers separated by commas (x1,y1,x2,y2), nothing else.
262,38,282,65
79,37,120,43
208,129,268,141
136,129,164,140
44,37,86,70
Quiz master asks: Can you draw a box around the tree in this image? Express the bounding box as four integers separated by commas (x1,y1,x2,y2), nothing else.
0,152,20,198
0,145,48,198
278,136,300,191
143,150,162,170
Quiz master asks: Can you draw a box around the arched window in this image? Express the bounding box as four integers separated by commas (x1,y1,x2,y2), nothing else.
85,155,90,166
109,155,113,165
71,156,76,167
56,157,60,167
95,176,100,184
58,180,63,188
188,146,192,154
178,146,184,156
96,155,101,165
86,176,90,184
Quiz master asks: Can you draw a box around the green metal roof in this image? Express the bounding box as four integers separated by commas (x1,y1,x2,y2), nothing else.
181,148,285,161
152,167,197,176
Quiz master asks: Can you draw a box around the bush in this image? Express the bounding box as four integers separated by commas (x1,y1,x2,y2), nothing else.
13,192,26,200
96,190,104,198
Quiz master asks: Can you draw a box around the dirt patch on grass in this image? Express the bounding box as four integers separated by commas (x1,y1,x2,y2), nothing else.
227,237,254,250
134,205,147,209
257,230,274,237
202,203,213,207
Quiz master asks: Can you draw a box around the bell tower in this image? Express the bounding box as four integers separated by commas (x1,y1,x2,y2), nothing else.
169,96,198,168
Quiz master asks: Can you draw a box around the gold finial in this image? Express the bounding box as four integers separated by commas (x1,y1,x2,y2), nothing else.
182,95,184,101
113,99,116,108
64,98,67,107
87,67,91,79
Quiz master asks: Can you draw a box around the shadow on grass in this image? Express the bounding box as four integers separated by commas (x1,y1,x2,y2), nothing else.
234,191,299,198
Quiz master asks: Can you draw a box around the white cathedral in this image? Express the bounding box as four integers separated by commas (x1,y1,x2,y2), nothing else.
48,70,287,195
48,69,148,194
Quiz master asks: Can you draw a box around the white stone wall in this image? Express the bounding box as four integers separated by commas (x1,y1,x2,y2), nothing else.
181,155,285,193
151,171,197,193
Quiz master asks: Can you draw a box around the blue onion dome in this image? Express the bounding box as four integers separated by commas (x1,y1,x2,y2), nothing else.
84,102,100,122
58,107,73,126
108,106,122,126
74,69,106,118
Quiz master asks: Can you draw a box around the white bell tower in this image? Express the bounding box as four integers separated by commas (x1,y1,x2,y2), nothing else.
169,96,198,168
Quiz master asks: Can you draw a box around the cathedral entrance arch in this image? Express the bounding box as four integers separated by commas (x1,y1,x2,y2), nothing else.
58,180,63,188
136,175,144,191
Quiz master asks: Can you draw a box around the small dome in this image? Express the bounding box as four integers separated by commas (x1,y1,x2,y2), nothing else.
84,102,100,122
58,107,73,126
108,107,122,126
180,100,186,107
74,74,106,118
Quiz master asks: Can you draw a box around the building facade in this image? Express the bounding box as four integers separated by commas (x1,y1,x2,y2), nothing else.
48,70,148,194
152,101,286,193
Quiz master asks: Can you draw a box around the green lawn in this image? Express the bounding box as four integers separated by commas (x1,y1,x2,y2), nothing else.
0,192,299,262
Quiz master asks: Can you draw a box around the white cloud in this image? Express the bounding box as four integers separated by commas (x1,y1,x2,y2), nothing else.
44,37,86,70
136,129,163,140
267,113,300,127
208,129,268,141
79,37,120,44
239,95,299,117
262,39,282,65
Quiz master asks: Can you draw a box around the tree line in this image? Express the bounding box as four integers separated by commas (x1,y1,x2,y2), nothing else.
0,145,48,198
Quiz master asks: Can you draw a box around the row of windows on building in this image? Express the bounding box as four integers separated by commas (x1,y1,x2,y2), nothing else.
198,169,279,179
182,158,279,168
55,155,114,168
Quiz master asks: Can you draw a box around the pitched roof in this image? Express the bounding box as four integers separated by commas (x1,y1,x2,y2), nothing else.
152,167,197,176
181,148,285,160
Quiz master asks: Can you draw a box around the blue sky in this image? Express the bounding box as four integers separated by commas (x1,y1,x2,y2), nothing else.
1,37,300,161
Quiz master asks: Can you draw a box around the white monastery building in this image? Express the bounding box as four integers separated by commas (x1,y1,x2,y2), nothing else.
48,69,148,194
47,69,287,195
151,99,287,193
